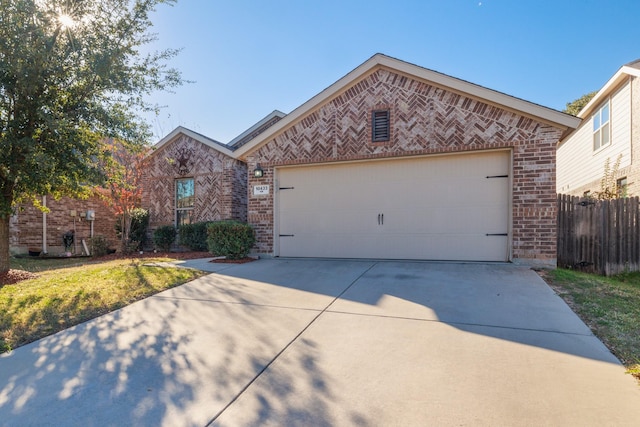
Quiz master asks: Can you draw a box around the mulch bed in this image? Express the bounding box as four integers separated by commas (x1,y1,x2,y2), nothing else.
209,257,257,264
0,269,38,286
91,251,213,262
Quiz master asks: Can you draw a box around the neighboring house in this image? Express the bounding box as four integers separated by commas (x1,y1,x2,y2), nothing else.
557,59,640,196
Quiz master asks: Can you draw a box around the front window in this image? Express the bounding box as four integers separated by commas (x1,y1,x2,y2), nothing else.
593,101,610,151
176,178,194,226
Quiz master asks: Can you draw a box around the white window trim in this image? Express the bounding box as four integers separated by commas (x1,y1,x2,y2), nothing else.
175,177,195,226
592,100,611,153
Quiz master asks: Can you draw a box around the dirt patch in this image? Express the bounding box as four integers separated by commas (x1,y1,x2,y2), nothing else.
0,269,38,286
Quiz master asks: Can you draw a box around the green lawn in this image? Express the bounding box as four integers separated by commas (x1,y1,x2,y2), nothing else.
1,257,206,353
542,268,640,381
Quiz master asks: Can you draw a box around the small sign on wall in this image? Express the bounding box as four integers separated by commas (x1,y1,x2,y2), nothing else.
253,185,270,196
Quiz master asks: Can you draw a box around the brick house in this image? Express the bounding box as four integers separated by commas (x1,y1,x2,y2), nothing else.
234,54,579,265
11,54,580,265
141,113,284,232
10,195,118,256
557,59,640,197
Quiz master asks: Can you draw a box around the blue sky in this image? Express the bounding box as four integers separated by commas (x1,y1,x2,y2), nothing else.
142,0,640,143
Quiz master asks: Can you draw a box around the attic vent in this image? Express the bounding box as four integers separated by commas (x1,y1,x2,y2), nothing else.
372,109,390,142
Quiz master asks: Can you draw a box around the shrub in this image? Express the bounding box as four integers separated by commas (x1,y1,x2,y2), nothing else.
179,221,214,251
207,221,255,259
153,225,177,252
115,208,150,253
129,208,149,250
91,235,110,257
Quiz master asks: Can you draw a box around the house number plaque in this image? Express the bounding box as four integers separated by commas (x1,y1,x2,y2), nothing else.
253,185,270,196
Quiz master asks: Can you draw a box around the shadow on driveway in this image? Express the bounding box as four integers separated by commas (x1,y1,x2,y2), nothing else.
1,259,638,426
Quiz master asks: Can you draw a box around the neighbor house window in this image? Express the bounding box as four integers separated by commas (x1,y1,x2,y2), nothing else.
617,177,628,197
176,178,194,226
593,101,610,151
372,109,390,142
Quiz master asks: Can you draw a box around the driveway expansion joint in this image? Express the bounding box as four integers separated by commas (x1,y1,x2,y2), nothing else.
204,261,379,426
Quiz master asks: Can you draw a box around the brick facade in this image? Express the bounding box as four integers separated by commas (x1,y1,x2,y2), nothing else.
141,134,247,236
247,68,564,262
10,195,118,255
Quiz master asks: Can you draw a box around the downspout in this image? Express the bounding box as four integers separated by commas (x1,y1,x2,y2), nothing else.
42,195,48,254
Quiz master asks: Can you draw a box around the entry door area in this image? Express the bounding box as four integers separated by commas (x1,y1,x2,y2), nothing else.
276,150,510,261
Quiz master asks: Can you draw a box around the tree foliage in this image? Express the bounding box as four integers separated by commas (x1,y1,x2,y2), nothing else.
99,139,147,252
563,91,597,116
0,0,183,271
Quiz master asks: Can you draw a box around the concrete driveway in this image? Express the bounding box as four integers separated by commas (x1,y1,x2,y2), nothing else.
1,259,639,426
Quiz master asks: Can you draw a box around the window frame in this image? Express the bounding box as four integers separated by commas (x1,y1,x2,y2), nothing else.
593,100,611,152
175,177,195,227
616,176,628,198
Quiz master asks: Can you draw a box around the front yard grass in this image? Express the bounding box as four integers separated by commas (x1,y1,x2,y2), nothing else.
542,268,640,381
1,258,206,353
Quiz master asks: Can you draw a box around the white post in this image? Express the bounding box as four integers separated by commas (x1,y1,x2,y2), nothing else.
42,195,48,254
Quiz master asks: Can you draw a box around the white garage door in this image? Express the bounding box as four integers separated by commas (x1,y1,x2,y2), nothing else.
276,150,510,261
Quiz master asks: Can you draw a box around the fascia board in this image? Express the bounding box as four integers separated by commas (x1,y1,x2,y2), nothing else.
228,110,287,148
235,54,580,159
578,66,640,119
233,55,383,159
378,55,581,130
149,126,235,158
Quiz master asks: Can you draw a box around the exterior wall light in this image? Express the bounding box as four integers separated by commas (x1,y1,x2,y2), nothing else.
253,164,264,178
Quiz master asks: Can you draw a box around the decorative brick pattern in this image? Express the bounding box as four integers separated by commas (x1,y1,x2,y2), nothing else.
141,133,247,235
247,68,564,262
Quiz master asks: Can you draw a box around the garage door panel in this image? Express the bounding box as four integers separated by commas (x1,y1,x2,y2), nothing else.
277,151,509,261
384,206,506,235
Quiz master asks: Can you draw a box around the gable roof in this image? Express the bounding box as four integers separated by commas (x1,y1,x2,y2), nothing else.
575,60,640,119
149,110,287,158
228,110,286,149
235,53,580,159
152,126,235,157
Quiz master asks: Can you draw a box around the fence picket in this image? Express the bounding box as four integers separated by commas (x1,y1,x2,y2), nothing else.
557,194,640,276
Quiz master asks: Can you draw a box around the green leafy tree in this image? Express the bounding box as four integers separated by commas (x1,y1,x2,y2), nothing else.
0,0,183,272
564,91,597,116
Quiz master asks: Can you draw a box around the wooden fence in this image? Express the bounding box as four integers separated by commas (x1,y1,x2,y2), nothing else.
557,194,640,276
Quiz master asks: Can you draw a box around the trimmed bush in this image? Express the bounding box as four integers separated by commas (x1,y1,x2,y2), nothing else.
153,225,177,252
91,235,110,257
129,208,149,251
179,221,214,251
207,221,255,259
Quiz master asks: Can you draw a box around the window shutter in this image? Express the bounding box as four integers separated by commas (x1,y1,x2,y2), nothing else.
372,109,390,142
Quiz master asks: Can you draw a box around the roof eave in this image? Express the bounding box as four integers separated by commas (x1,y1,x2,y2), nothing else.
235,54,580,159
578,65,640,119
149,126,235,158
